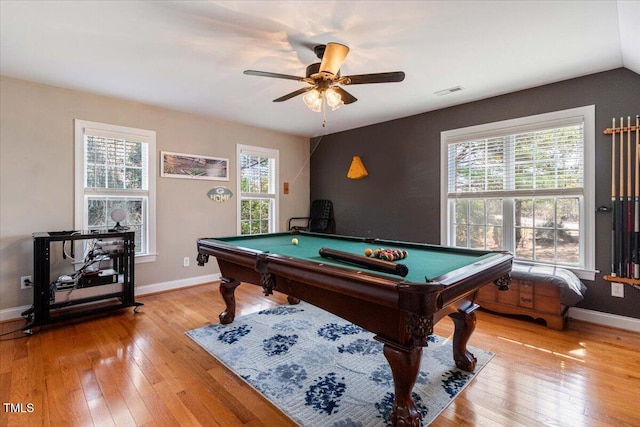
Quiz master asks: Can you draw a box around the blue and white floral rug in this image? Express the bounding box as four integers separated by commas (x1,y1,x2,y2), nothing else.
186,302,493,426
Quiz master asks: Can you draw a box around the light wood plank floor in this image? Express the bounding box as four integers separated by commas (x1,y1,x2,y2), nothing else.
1,283,639,426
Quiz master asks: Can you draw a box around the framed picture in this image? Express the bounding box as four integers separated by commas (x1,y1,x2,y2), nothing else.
160,151,229,181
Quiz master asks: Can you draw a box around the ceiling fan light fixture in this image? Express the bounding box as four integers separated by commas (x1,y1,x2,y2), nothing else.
244,42,403,126
303,89,322,112
325,88,344,111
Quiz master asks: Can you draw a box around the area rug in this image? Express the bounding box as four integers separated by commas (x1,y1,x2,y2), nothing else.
186,302,493,426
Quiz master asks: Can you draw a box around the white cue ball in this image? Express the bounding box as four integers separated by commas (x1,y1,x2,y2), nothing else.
291,238,299,245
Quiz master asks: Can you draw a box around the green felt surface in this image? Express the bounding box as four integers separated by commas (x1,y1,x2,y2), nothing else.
206,233,495,283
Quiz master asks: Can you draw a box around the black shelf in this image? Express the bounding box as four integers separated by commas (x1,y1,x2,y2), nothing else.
21,230,142,334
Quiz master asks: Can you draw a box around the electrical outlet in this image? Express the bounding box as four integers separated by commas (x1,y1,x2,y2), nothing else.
611,282,624,298
20,275,32,289
183,257,190,267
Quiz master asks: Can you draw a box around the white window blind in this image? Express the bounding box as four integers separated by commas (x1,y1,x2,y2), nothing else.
84,134,149,191
448,122,584,197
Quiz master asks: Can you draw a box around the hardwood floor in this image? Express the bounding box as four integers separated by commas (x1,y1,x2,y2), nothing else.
1,283,639,426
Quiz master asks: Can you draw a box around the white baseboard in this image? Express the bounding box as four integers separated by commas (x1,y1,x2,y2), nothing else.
0,273,220,323
568,307,640,333
0,304,32,323
136,273,220,296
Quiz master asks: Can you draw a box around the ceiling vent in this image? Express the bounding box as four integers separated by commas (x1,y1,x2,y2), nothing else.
434,86,464,96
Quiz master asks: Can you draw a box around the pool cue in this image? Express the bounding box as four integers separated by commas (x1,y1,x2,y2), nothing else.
627,116,633,277
619,116,625,276
635,115,640,278
611,118,617,275
616,118,626,277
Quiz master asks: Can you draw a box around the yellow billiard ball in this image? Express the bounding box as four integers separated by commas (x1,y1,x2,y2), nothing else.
291,238,299,245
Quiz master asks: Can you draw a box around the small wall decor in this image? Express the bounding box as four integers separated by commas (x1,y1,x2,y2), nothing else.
161,151,229,181
207,186,233,202
347,155,368,179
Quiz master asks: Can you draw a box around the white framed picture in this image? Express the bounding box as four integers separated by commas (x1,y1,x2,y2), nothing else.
160,151,229,181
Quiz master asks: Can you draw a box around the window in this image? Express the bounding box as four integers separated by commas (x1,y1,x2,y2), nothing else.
74,120,156,262
237,145,279,234
441,106,595,279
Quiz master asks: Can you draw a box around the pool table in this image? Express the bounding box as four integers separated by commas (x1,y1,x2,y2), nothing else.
197,231,512,426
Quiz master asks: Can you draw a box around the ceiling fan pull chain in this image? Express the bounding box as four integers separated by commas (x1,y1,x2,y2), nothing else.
322,92,327,127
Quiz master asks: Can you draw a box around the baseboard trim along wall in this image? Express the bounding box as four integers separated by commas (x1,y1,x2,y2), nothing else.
568,307,640,333
135,273,221,296
0,273,221,323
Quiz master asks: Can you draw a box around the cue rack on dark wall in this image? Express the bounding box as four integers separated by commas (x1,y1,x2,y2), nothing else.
603,115,640,291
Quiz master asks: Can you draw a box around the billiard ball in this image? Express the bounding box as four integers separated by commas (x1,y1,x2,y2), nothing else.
291,238,298,245
364,248,373,257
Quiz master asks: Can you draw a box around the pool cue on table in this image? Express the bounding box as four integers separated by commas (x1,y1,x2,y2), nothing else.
636,115,640,279
627,116,633,277
318,247,409,277
612,118,617,276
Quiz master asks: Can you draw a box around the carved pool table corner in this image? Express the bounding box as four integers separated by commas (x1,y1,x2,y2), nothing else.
196,252,209,266
406,313,433,347
260,272,276,296
495,272,511,291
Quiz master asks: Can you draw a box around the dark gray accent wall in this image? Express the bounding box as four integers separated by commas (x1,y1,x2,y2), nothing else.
309,67,640,319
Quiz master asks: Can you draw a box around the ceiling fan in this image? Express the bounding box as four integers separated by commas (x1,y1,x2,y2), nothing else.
244,42,405,125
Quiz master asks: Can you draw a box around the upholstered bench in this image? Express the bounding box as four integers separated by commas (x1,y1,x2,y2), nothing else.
476,265,586,330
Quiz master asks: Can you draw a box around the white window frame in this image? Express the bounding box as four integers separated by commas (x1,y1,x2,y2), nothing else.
237,144,279,235
74,120,157,263
440,105,596,280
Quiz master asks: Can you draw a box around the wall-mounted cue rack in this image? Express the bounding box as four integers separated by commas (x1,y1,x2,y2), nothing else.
603,115,640,290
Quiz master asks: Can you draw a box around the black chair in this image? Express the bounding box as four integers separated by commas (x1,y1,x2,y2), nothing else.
288,200,335,233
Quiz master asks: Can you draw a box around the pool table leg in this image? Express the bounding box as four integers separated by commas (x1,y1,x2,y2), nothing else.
383,344,423,427
449,306,478,372
218,277,240,324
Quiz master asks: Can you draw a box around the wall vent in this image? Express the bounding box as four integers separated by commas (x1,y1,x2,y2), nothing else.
434,86,464,96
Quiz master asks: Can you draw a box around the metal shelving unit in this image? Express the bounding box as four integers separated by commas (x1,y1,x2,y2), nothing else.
21,230,142,334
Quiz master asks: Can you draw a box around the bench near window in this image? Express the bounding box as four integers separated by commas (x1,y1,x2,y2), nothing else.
476,265,586,330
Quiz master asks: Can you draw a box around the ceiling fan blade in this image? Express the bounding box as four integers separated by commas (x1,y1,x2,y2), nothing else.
341,71,406,85
244,70,306,82
273,86,315,102
319,42,350,76
333,87,357,104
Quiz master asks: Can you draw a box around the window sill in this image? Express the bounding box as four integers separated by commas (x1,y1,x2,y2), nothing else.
135,253,158,264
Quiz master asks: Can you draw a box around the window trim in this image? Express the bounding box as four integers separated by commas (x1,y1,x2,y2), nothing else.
236,144,279,235
74,119,157,263
440,105,596,280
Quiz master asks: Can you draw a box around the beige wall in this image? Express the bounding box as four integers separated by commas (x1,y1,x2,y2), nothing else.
0,76,310,311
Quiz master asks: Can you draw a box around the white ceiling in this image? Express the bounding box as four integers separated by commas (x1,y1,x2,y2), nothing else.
1,1,638,138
